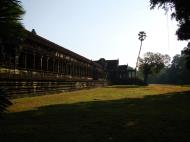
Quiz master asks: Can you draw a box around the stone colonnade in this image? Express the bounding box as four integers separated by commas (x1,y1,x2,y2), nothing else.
16,49,96,78
0,31,105,81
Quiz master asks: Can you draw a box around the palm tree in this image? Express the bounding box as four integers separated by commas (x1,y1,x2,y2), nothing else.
136,31,146,70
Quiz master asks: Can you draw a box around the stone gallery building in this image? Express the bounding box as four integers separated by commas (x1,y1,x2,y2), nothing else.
0,29,136,97
95,58,136,84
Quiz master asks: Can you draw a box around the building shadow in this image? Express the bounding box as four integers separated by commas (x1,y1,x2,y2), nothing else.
1,91,190,142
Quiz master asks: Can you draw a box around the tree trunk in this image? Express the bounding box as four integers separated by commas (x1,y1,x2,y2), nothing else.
144,73,148,84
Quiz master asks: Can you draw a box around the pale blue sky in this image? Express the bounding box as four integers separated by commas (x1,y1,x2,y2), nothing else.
20,0,188,67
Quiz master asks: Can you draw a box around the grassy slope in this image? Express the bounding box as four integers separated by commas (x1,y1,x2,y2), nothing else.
1,84,190,142
8,84,190,112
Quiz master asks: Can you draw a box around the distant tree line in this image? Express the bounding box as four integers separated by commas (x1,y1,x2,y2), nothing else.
148,48,190,85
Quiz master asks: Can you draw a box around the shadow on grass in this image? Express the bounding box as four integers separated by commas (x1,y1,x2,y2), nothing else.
1,91,190,142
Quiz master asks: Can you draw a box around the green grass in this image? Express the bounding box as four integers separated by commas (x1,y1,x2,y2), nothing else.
1,84,190,142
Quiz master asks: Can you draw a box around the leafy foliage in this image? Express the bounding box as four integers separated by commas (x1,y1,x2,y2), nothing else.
138,52,170,83
0,1,21,115
181,42,190,69
150,0,190,40
0,87,12,117
149,53,190,84
0,0,25,44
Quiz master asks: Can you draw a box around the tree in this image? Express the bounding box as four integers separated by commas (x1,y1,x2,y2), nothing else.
138,52,170,84
136,31,147,69
150,0,190,40
0,88,12,118
148,53,190,84
182,42,190,69
0,0,24,117
169,53,190,84
0,0,25,44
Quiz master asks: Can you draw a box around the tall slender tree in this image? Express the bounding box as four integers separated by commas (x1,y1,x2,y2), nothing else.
136,31,146,69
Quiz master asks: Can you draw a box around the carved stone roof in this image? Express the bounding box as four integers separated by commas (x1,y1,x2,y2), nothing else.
25,30,94,64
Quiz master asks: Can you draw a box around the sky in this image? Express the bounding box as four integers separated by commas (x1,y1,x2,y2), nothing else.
20,0,188,68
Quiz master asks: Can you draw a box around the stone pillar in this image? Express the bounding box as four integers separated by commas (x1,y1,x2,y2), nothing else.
79,65,81,77
70,62,72,75
85,65,88,77
81,65,83,77
52,59,55,72
72,62,74,76
65,61,67,74
66,62,68,75
74,63,77,76
60,60,62,74
75,63,77,76
33,53,36,70
46,57,49,71
57,60,60,73
64,61,66,74
15,55,19,69
61,61,64,74
24,53,27,68
40,56,43,70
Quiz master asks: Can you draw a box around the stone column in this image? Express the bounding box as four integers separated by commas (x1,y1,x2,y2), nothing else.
24,53,27,68
52,59,55,72
59,61,62,73
46,57,49,71
40,56,43,70
72,62,74,76
33,53,36,70
15,54,19,69
85,65,88,77
57,60,60,73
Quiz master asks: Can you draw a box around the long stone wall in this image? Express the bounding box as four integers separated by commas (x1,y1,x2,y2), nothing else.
0,30,107,98
0,80,107,99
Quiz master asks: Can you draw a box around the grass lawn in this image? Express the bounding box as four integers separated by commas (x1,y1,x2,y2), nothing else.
1,84,190,142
